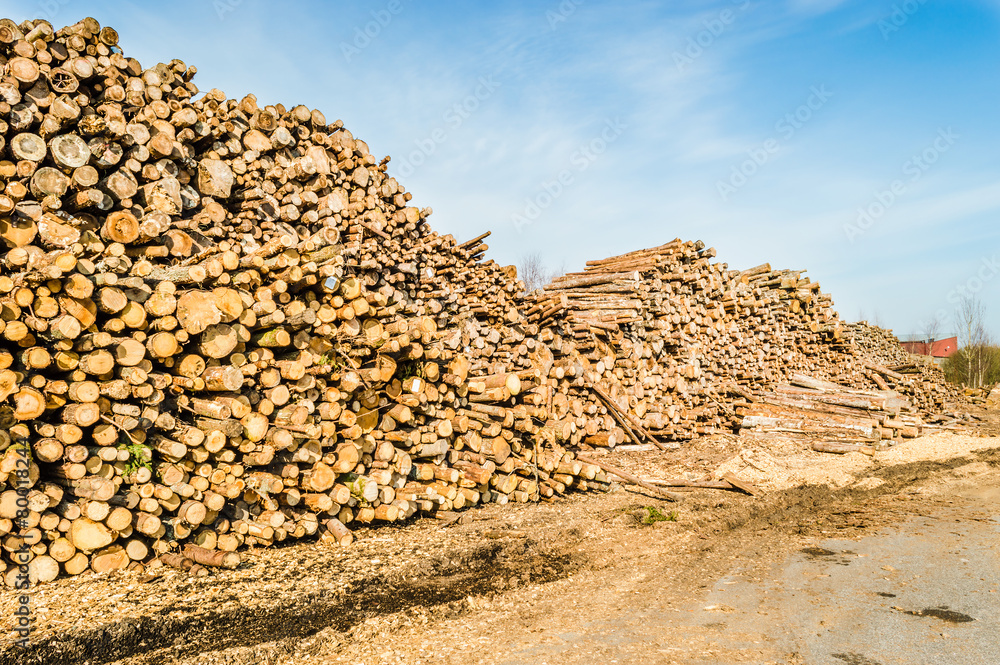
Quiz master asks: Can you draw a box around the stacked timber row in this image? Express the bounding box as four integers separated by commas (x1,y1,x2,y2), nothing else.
846,322,969,420
0,17,608,586
523,240,733,443
520,241,862,443
848,322,911,368
738,373,926,450
727,261,857,387
521,245,974,445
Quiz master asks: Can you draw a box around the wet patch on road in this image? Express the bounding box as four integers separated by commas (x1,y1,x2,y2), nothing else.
897,606,976,623
801,546,836,557
832,653,885,665
800,546,855,566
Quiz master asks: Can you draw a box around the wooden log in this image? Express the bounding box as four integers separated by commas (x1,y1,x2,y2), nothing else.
11,133,46,162
62,403,101,427
198,324,238,359
91,545,130,573
176,291,222,335
13,387,45,420
158,552,198,572
319,518,353,546
201,365,243,392
181,544,241,569
69,518,115,553
50,134,91,169
29,556,61,584
811,442,876,456
575,454,685,501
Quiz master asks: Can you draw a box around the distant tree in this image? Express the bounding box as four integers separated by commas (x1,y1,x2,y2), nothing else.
518,253,547,292
947,297,997,388
943,345,1000,388
518,253,563,293
922,315,942,358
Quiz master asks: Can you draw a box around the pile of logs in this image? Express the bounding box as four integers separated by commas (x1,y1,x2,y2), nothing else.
523,240,729,443
0,16,610,586
0,16,976,587
518,247,972,448
738,373,925,453
518,242,867,446
847,322,969,420
848,321,912,368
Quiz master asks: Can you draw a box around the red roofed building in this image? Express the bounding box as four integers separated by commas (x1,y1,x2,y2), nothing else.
900,336,959,359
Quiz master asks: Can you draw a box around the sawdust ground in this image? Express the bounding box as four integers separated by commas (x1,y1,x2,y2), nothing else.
3,425,999,665
712,432,999,491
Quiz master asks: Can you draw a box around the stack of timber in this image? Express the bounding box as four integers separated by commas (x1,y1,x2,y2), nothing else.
523,239,736,444
848,321,911,368
520,242,861,444
520,246,974,447
737,373,925,453
846,322,969,421
0,16,608,587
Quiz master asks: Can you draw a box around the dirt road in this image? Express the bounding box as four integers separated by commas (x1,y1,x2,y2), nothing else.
3,433,998,665
491,463,1000,665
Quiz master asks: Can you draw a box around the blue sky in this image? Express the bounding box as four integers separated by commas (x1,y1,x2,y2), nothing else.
5,0,999,338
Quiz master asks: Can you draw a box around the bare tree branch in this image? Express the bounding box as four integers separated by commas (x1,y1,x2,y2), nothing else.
922,315,941,358
518,253,563,293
